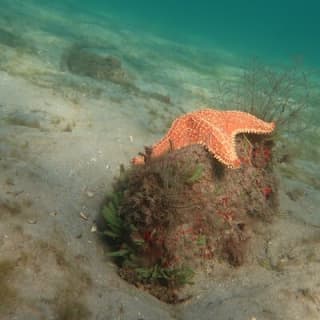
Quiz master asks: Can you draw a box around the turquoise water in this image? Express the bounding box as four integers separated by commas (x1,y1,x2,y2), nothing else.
2,0,319,68
47,0,320,67
0,0,319,154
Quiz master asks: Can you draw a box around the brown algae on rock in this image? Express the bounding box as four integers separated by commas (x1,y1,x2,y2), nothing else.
100,134,278,303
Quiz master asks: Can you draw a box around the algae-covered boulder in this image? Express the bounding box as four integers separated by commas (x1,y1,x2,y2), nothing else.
0,28,28,49
100,134,278,303
61,44,171,104
62,45,133,86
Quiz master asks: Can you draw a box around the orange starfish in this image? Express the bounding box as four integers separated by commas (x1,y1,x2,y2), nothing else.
132,108,275,168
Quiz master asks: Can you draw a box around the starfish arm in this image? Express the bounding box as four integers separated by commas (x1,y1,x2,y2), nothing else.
150,117,190,157
205,133,241,168
131,117,189,164
191,114,241,168
223,111,275,135
132,108,275,168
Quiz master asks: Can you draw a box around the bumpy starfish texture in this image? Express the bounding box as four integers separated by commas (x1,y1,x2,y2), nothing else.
132,108,275,168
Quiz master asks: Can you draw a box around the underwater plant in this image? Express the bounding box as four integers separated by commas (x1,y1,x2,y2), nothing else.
213,59,311,135
101,161,202,292
210,59,318,177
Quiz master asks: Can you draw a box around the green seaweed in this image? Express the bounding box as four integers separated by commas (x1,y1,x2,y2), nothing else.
102,189,138,262
101,170,196,293
186,164,203,184
107,248,131,258
135,264,194,286
196,235,207,246
102,201,124,240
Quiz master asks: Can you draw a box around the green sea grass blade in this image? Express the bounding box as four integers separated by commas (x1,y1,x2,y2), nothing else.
187,164,203,183
103,230,119,239
107,249,130,257
102,205,122,234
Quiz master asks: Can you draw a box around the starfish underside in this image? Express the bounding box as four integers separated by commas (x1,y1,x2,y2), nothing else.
132,108,275,168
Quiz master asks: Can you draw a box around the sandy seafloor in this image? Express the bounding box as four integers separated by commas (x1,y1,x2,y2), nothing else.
1,1,320,319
